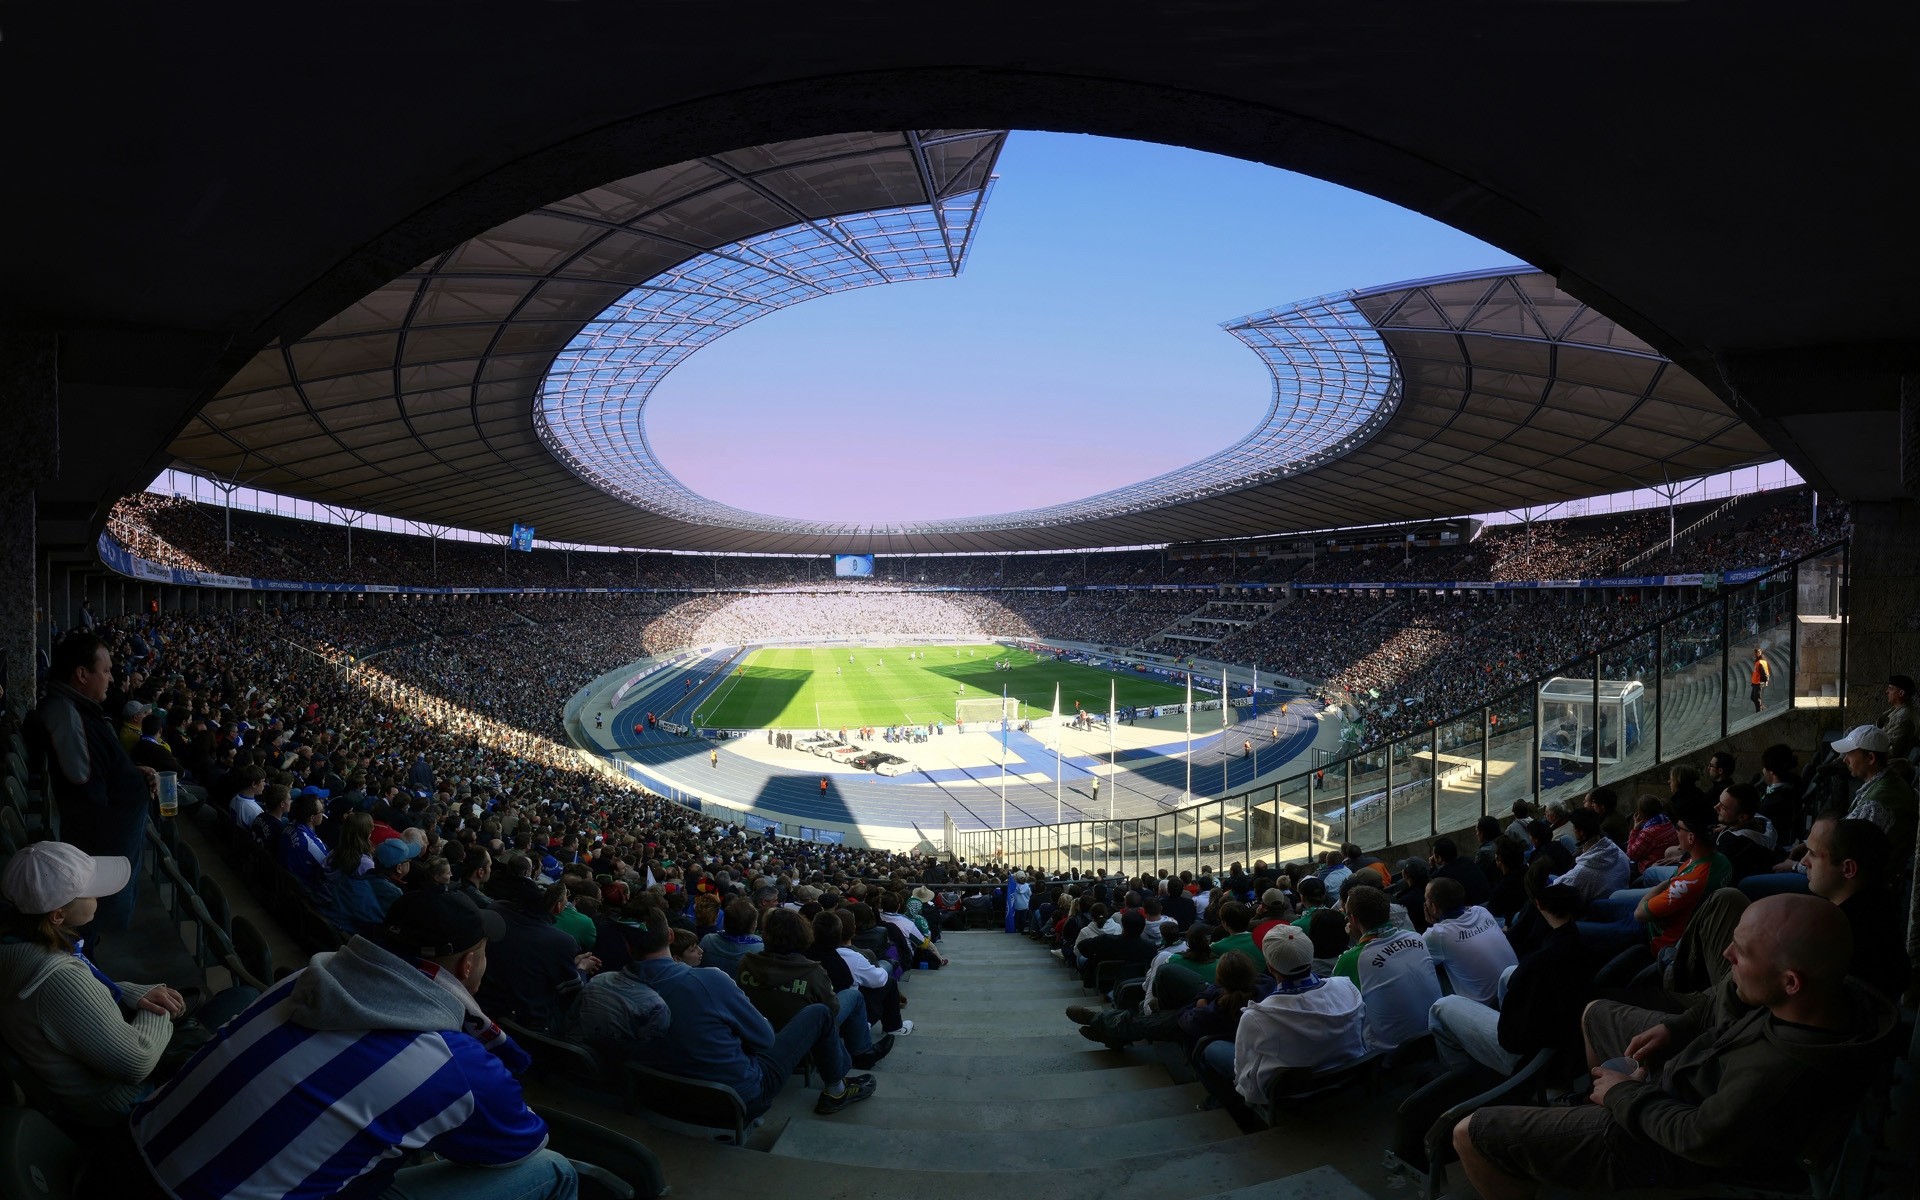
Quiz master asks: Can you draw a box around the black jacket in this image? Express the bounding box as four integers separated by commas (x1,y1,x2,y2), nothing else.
1497,921,1595,1062
1077,932,1156,986
1164,893,1198,928
1839,889,1911,1002
475,879,581,1030
1432,858,1492,906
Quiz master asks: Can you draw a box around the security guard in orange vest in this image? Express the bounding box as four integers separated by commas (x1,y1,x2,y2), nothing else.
1749,647,1771,712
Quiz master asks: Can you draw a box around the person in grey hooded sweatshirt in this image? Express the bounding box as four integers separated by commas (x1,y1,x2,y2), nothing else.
133,890,577,1200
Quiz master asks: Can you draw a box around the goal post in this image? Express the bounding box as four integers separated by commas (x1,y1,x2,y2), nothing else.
956,695,1020,725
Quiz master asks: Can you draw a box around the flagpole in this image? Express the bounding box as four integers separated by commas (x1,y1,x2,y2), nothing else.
1107,679,1116,822
999,683,1008,838
1052,682,1062,825
1184,672,1192,805
1222,663,1230,798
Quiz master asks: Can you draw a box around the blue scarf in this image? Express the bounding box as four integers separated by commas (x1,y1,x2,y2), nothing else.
1272,971,1325,995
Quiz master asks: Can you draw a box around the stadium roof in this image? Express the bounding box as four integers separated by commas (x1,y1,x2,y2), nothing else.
166,127,1771,556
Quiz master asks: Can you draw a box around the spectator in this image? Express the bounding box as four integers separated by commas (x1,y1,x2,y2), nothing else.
0,843,255,1129
1626,792,1678,873
1554,809,1631,909
1072,941,1260,1051
248,783,292,853
278,792,330,891
828,908,909,1038
1483,836,1531,925
27,631,154,935
1421,876,1518,1007
132,890,576,1200
624,915,875,1118
1078,909,1156,994
561,932,671,1063
1802,817,1910,1000
455,848,494,909
1584,786,1629,848
1473,815,1503,880
1880,674,1916,760
1756,744,1805,847
739,909,879,1069
1428,880,1593,1076
1711,782,1778,882
1333,885,1440,1053
1454,896,1897,1195
226,764,268,828
368,836,423,915
479,876,601,1029
1429,836,1491,906
1578,794,1730,970
1525,819,1574,876
1831,725,1917,869
699,897,766,980
1195,923,1367,1132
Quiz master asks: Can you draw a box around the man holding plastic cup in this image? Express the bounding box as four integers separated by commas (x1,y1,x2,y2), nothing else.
27,631,155,936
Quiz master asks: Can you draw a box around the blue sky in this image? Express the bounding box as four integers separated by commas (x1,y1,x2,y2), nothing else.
645,131,1525,525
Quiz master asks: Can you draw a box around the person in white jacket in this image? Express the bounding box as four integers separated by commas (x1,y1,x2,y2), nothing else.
1553,809,1632,909
1194,923,1367,1131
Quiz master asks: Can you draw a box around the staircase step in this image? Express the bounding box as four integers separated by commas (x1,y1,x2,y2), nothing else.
879,1045,1134,1075
842,1062,1178,1102
1184,1164,1380,1200
806,1080,1207,1132
771,1106,1243,1171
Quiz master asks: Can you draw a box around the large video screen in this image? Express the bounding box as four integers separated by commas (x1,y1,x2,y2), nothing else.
834,554,875,578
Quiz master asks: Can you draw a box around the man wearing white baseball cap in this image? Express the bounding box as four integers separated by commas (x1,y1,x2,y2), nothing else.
1831,724,1917,864
0,842,252,1126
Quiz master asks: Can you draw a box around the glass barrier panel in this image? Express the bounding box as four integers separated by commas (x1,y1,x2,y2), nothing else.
1156,813,1177,877
1485,687,1534,823
1198,799,1229,870
1793,548,1846,706
1661,596,1725,761
1347,745,1391,851
1393,730,1436,843
1310,760,1345,860
1598,625,1660,789
1273,774,1312,866
1435,712,1484,835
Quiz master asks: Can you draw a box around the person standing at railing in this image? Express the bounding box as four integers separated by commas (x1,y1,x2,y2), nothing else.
1748,646,1771,713
27,631,154,940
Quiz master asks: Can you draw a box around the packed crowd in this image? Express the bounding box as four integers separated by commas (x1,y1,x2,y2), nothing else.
1027,703,1917,1193
5,607,985,1194
10,583,1915,1197
1635,494,1849,576
109,488,1844,597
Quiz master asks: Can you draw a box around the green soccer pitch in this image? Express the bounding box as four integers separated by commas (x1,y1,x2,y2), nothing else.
693,644,1191,730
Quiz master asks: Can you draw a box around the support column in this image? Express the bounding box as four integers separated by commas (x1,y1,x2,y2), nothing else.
1843,499,1920,721
0,332,57,714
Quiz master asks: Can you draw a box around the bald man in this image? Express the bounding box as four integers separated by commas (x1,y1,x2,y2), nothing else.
1453,895,1898,1197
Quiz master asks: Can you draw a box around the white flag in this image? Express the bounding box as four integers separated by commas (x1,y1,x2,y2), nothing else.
645,866,657,890
1052,681,1061,726
1222,665,1229,728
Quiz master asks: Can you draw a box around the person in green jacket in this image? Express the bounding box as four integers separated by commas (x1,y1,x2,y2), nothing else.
1455,894,1898,1195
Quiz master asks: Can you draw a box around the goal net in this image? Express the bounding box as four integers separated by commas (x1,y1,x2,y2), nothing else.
956,696,1020,725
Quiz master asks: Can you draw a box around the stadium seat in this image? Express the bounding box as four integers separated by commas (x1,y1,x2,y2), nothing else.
229,915,274,987
0,1107,82,1200
0,807,26,855
530,1105,668,1200
173,841,201,894
627,1063,752,1146
740,988,817,1085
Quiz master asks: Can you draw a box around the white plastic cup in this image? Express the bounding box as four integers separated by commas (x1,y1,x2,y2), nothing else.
1601,1056,1639,1076
156,771,179,819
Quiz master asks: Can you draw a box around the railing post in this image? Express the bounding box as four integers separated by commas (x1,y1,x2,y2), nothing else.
1839,540,1850,719
1480,704,1491,818
1592,650,1603,785
1719,594,1731,741
1385,744,1395,848
1655,618,1665,765
1342,758,1352,849
1429,727,1439,838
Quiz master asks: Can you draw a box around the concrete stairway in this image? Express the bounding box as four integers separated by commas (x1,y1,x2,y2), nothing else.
527,929,1396,1200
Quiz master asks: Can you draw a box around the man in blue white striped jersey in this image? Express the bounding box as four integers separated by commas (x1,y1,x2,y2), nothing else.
131,891,577,1200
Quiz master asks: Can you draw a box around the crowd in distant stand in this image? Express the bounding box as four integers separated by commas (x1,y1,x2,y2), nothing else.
107,488,1846,597
1213,594,1687,744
